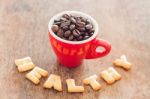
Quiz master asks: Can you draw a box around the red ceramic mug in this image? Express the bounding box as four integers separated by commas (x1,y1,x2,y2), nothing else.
48,11,111,68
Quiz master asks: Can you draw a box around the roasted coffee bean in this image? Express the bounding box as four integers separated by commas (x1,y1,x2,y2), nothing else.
85,32,89,36
73,38,77,41
65,21,71,26
88,28,95,33
62,37,67,40
64,30,71,37
70,17,76,24
62,14,70,19
57,28,63,33
54,19,60,22
76,16,82,21
77,27,85,32
73,29,80,37
80,32,84,35
60,17,68,22
83,36,90,40
51,25,59,33
54,21,61,26
57,31,64,38
81,17,87,22
62,25,68,31
62,26,69,31
89,32,94,36
86,19,90,24
68,35,74,40
85,24,93,30
69,24,76,30
52,13,94,41
77,36,83,41
60,22,70,28
76,21,85,27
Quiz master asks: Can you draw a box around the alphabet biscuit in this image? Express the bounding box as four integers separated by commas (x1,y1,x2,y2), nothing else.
34,67,48,77
100,67,121,84
15,57,35,72
113,55,132,70
25,67,48,84
25,71,40,84
66,79,84,93
43,74,62,91
83,75,101,91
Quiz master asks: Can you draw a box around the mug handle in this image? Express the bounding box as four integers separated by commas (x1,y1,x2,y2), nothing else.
85,39,111,59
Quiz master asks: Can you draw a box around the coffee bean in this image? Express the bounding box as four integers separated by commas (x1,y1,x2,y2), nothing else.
85,24,93,30
57,29,64,37
65,21,71,26
57,28,63,33
85,32,89,36
60,18,68,22
70,17,76,24
54,19,60,22
76,21,86,28
64,30,71,37
54,21,61,26
62,37,67,40
52,13,94,41
51,25,59,33
60,21,70,28
80,32,84,35
73,38,77,41
57,32,64,38
62,14,70,19
81,17,87,22
73,29,80,37
68,35,74,41
88,28,95,33
69,24,76,30
89,32,94,36
62,25,68,31
76,17,82,21
77,36,83,41
83,36,90,40
77,27,85,32
86,19,90,24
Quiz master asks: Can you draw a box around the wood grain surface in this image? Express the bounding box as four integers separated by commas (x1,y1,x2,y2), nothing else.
0,0,150,99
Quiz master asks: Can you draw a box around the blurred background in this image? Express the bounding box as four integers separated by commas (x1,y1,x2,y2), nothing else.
0,0,150,99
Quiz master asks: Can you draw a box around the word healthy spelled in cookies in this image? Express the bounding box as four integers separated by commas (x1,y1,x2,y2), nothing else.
15,55,132,93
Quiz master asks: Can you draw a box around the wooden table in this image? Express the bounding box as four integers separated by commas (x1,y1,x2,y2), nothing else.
0,0,150,99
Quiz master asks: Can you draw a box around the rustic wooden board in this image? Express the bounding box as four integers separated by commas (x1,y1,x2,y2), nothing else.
0,0,150,99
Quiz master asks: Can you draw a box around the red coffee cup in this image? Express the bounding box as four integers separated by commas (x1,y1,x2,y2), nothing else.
48,11,111,68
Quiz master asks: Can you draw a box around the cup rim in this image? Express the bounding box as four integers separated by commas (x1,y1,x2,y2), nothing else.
48,11,99,44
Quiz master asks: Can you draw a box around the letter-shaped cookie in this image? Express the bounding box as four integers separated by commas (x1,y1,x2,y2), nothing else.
113,55,132,70
43,74,62,91
83,75,101,91
34,67,48,77
66,79,84,93
25,66,48,84
100,67,121,84
15,57,35,72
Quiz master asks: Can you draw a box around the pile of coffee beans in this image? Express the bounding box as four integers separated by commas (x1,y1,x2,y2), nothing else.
51,14,94,41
